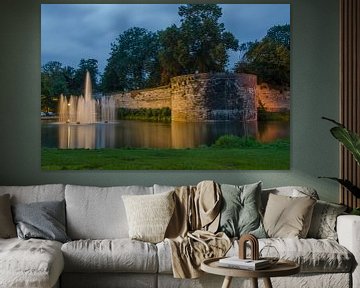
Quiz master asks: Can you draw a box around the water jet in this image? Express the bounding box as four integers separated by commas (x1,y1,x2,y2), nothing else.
58,71,115,124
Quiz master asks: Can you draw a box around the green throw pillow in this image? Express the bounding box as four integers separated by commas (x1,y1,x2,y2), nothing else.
218,182,266,238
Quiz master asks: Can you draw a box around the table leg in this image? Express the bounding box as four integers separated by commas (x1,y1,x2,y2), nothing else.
251,278,258,288
263,277,273,288
221,276,233,288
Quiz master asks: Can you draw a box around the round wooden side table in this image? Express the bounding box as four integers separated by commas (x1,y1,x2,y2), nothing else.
201,257,300,288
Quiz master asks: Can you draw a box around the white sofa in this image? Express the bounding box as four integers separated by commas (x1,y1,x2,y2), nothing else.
0,183,358,288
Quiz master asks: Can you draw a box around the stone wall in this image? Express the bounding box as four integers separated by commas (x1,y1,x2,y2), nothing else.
171,73,257,122
113,85,171,110
256,83,290,112
112,73,289,122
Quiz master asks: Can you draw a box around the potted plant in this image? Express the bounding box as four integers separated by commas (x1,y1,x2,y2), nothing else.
320,117,360,215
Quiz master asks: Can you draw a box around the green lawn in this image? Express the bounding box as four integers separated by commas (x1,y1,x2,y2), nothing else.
41,143,290,170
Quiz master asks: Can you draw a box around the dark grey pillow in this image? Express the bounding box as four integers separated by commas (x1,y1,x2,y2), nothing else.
0,194,16,238
218,182,266,238
12,200,70,243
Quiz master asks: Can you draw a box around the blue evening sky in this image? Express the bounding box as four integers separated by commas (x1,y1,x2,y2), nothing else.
41,4,290,73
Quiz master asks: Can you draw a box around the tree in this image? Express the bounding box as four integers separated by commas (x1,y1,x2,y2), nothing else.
102,27,161,92
158,25,184,85
235,24,290,87
41,61,69,96
74,58,99,95
41,59,100,112
62,66,77,95
159,4,238,83
41,61,69,112
265,24,290,50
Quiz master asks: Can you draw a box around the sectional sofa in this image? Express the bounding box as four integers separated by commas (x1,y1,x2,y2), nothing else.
0,183,359,288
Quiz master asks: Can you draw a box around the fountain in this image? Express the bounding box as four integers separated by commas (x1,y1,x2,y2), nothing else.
100,96,116,123
58,71,116,124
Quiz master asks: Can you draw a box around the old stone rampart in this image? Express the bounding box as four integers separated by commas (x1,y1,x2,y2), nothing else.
256,83,290,112
112,73,289,122
113,85,172,110
171,73,257,121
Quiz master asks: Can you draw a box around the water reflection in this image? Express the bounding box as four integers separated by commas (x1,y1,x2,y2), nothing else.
41,120,290,149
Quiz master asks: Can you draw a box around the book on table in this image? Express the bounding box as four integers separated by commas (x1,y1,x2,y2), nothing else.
218,257,271,270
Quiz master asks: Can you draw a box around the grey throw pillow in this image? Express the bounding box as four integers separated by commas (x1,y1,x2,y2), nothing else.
0,194,17,238
12,200,70,243
218,182,266,238
307,200,347,240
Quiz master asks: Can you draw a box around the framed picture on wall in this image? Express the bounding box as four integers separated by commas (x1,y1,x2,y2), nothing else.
41,3,290,170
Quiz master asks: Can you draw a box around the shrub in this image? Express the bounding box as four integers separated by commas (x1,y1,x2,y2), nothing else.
212,135,261,148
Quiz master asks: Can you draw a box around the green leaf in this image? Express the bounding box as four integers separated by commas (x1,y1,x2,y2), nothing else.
318,177,360,199
322,117,360,165
330,127,360,165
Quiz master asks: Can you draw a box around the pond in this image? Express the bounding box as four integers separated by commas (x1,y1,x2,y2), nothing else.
41,120,290,149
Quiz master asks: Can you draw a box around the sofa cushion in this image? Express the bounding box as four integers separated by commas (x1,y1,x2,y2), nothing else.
156,240,173,274
0,194,16,238
153,184,176,194
65,185,153,239
158,237,353,274
61,273,157,288
0,184,65,204
61,239,158,273
122,191,175,243
261,186,319,212
0,238,64,288
218,182,266,238
234,238,353,273
262,238,354,273
12,200,70,243
263,193,316,238
307,200,347,240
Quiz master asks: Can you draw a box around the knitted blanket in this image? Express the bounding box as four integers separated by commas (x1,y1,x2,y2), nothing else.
165,180,231,278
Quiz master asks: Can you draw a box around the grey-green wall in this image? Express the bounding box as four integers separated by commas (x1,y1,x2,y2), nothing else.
0,0,340,202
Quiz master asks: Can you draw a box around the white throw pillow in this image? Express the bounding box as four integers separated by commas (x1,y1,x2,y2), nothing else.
122,191,175,243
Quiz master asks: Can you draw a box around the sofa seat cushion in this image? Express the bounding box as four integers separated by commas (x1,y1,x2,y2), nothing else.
0,238,64,288
157,238,354,274
230,238,354,273
62,239,158,273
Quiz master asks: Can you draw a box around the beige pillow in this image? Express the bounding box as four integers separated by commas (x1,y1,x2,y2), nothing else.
122,191,175,243
263,193,316,238
0,194,16,238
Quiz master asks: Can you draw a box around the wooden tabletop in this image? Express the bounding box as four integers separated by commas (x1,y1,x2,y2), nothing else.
201,257,300,278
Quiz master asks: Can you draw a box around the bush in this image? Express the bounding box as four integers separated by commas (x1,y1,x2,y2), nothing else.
117,107,171,122
212,135,261,148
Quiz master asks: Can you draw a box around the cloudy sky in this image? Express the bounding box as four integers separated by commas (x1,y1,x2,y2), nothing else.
41,4,290,73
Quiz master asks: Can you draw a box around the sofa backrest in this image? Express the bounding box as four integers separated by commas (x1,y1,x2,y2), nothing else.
0,184,65,204
153,184,176,194
65,184,153,240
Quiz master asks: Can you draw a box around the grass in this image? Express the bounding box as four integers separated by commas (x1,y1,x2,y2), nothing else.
41,138,290,170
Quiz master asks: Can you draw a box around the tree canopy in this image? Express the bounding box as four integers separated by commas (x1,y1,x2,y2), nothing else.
41,58,99,112
235,24,290,87
42,5,290,106
158,4,238,84
101,27,161,93
102,4,239,88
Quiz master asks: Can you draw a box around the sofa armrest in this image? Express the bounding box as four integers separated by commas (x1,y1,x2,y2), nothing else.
337,215,360,288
